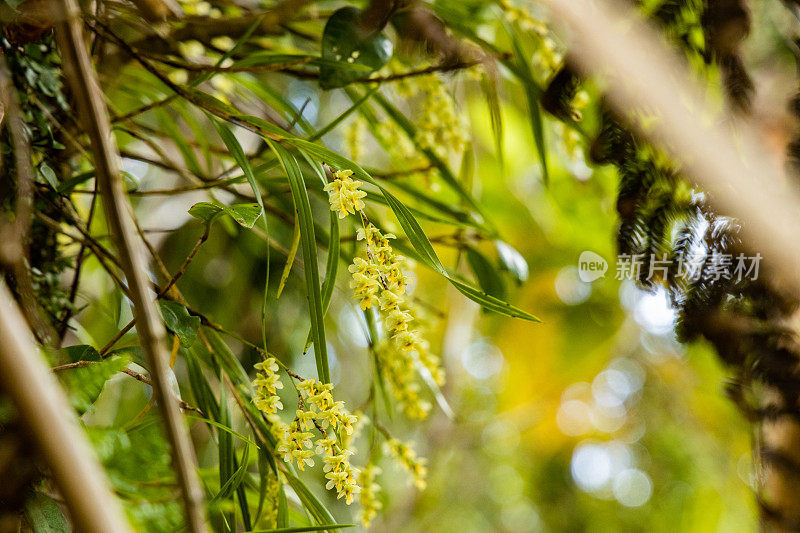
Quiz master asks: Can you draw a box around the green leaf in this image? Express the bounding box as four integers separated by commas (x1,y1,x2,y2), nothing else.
38,163,58,189
185,348,220,420
57,170,94,193
58,344,101,363
276,482,288,527
308,86,378,142
495,240,529,282
204,328,252,388
319,7,393,89
465,247,507,301
212,443,252,503
448,277,540,321
187,415,258,448
506,23,549,184
59,355,131,414
232,52,316,69
235,76,315,135
155,108,203,177
266,141,330,383
218,384,235,531
277,209,301,299
24,491,70,533
481,71,504,167
297,152,339,313
208,116,271,353
283,470,337,525
189,201,262,228
158,300,201,347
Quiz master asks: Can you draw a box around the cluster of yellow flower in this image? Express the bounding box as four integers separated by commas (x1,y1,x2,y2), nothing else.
348,223,445,418
253,357,284,415
375,338,429,419
358,463,382,527
178,0,220,17
498,0,561,73
323,170,367,219
262,469,281,529
397,74,468,160
345,119,366,162
498,0,548,34
273,379,361,504
385,438,428,490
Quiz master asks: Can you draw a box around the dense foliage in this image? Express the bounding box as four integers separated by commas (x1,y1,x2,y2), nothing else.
1,0,799,531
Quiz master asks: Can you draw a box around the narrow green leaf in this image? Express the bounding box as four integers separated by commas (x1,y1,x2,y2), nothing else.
266,141,330,383
283,470,336,525
185,348,220,420
276,482,288,527
57,170,94,193
212,443,252,503
155,108,203,177
449,277,540,321
308,86,379,142
297,152,339,313
204,328,252,388
277,206,301,299
218,384,234,530
465,247,507,301
506,23,549,184
481,71,504,167
187,416,259,447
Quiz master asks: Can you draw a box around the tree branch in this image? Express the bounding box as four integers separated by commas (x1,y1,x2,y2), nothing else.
54,1,207,531
0,281,133,533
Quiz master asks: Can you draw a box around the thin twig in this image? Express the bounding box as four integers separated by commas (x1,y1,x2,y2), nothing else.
99,226,211,356
58,178,99,341
52,360,202,414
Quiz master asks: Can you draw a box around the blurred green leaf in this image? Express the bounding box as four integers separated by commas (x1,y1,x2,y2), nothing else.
38,163,58,189
158,300,201,347
495,240,529,282
60,355,130,414
466,246,507,301
320,7,393,89
24,491,69,533
58,344,101,363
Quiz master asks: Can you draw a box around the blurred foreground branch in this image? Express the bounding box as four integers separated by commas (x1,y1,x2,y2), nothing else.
538,0,800,527
539,0,800,298
0,281,132,533
54,1,207,531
